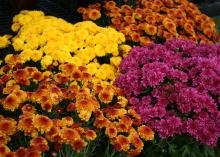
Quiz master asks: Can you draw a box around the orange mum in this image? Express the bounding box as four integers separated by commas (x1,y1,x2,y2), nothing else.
85,129,97,141
145,24,157,36
2,94,20,111
105,126,117,138
0,118,17,136
88,9,101,21
33,115,53,133
60,128,80,144
114,135,130,152
138,125,154,141
71,139,87,153
98,87,114,104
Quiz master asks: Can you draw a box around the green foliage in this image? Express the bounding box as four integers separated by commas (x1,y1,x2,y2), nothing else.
140,135,219,157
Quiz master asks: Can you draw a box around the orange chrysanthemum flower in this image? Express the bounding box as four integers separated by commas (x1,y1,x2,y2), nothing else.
15,147,27,157
105,126,117,138
129,134,144,149
54,73,69,84
33,115,53,133
24,150,41,157
124,16,136,24
45,127,60,142
98,88,114,104
30,136,49,152
18,114,37,137
77,7,86,14
130,32,141,42
0,145,10,156
71,69,82,80
71,139,87,153
94,118,111,128
104,1,116,10
60,128,80,144
2,94,20,111
22,104,36,114
116,122,129,133
138,125,154,141
114,135,130,152
106,108,127,120
88,9,101,21
32,71,43,81
184,22,195,36
59,63,76,76
0,135,10,145
145,24,157,36
85,129,97,141
0,118,17,136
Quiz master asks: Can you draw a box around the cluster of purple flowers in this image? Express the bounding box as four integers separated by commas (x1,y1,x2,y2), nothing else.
114,39,220,147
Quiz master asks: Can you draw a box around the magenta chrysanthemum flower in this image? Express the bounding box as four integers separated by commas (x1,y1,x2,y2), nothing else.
115,39,220,147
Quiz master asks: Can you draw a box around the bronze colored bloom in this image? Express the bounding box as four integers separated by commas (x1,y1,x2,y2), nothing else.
25,150,41,157
77,7,86,14
138,125,154,141
33,115,53,133
88,9,101,21
30,136,49,152
71,139,87,153
2,94,20,111
85,129,97,141
129,134,144,149
16,147,26,157
145,24,157,36
0,118,17,136
105,126,117,138
0,135,10,145
130,32,141,42
94,118,111,128
98,88,114,104
22,104,36,113
0,145,10,156
114,135,130,152
32,71,43,81
71,69,82,80
60,128,81,144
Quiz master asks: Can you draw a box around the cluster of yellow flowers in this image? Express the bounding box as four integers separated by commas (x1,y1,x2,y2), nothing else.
0,62,154,157
5,10,131,86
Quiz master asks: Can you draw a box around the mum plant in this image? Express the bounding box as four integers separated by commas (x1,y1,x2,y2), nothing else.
115,39,220,157
6,10,131,86
0,61,154,157
78,0,219,45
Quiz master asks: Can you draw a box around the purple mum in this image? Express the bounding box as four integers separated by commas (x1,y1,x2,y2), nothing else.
114,39,220,147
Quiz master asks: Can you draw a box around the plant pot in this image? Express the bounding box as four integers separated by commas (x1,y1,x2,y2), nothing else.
9,0,38,12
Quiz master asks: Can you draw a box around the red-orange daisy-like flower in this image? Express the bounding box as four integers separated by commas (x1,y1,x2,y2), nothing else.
60,128,81,144
0,118,17,136
22,104,36,114
2,94,20,111
33,115,53,133
15,147,27,157
114,135,130,152
30,136,49,152
85,129,97,141
105,126,117,138
98,88,114,104
71,139,87,153
0,145,10,156
88,9,101,21
145,24,157,36
138,125,154,141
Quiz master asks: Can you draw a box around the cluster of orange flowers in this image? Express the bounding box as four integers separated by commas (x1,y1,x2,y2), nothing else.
78,0,219,45
0,61,154,157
